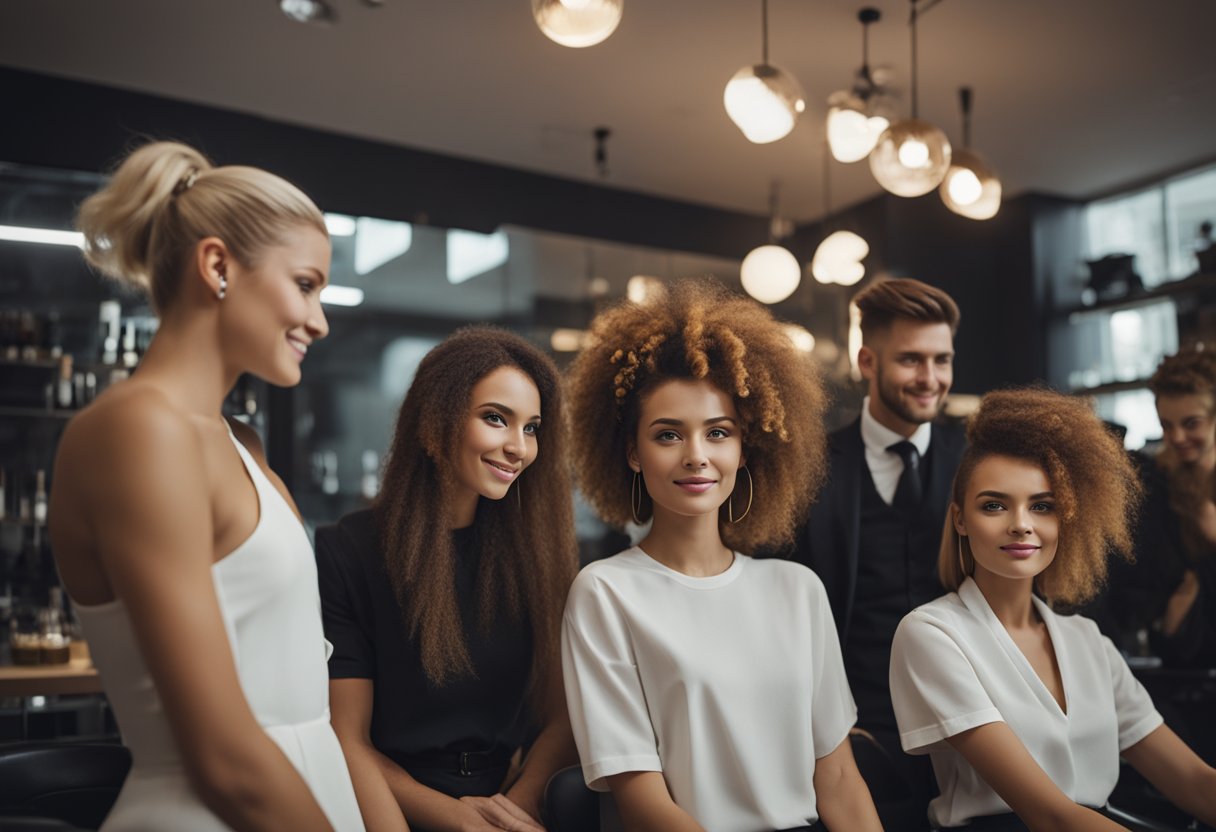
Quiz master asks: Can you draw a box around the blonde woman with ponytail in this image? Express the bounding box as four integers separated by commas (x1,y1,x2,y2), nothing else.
49,142,366,831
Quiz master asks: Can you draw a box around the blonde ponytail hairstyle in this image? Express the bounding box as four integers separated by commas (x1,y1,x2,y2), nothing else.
76,141,326,313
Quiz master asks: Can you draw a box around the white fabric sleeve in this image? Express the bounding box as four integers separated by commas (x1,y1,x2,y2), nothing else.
561,571,662,791
1100,633,1164,751
809,575,858,759
890,612,1004,754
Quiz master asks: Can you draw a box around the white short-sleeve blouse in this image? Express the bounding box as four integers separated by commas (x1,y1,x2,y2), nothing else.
561,548,856,832
889,577,1163,828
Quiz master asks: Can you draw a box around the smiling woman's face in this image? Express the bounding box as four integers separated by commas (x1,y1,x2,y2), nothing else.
954,454,1060,586
450,366,541,519
628,379,744,522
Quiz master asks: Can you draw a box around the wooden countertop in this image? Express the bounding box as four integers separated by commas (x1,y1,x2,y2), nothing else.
0,661,102,697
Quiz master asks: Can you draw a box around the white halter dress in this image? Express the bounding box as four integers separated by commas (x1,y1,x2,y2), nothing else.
74,427,365,831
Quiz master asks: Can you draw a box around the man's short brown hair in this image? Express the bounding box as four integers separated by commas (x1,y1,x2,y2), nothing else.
854,278,960,343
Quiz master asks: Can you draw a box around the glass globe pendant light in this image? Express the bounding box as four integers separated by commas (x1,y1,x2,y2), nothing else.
940,87,1002,219
532,0,623,48
741,182,801,304
826,8,890,163
724,0,806,145
869,0,951,197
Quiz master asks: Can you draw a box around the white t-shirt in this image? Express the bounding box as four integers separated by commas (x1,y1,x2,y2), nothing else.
561,547,856,832
889,578,1163,828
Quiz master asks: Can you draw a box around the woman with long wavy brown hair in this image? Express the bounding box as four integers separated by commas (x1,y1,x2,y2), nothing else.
316,326,579,832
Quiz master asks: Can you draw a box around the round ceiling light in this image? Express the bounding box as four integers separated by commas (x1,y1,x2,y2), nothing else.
826,91,890,163
869,118,952,197
533,0,623,48
811,230,869,286
740,244,801,304
724,64,806,144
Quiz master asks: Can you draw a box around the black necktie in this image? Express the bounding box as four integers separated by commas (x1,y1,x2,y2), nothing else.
888,440,922,509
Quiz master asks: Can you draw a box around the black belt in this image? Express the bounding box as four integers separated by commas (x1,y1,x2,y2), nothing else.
400,745,514,778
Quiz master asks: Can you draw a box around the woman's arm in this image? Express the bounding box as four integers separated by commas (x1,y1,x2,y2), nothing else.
328,679,409,832
64,398,334,831
328,679,534,832
606,771,704,832
947,723,1124,832
1122,723,1216,825
812,736,881,832
501,662,580,820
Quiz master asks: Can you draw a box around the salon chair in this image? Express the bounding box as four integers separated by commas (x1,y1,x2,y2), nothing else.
0,741,130,831
543,765,599,832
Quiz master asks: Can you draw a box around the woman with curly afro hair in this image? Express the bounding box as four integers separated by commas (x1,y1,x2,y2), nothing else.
316,326,579,832
561,281,881,832
890,388,1216,831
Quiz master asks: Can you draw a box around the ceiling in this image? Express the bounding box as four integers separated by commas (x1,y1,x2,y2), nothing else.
2,0,1214,222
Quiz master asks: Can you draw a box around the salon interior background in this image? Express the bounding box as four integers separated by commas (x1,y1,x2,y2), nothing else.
1,0,1215,531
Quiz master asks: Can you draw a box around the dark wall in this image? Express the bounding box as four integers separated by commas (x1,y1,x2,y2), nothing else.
2,66,1086,394
0,66,769,259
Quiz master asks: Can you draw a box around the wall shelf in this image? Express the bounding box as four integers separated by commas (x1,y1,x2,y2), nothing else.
1062,273,1216,319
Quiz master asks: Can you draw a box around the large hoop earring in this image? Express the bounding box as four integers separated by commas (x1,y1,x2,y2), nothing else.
631,471,645,524
728,466,753,524
957,535,969,580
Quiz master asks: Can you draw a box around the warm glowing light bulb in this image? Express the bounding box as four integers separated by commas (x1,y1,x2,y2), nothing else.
533,0,623,48
724,65,805,144
898,138,929,169
740,245,800,303
826,93,891,163
947,168,982,206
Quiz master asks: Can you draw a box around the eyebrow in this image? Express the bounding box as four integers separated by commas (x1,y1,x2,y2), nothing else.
478,402,541,421
298,266,329,288
648,416,737,428
896,351,954,359
975,490,1054,500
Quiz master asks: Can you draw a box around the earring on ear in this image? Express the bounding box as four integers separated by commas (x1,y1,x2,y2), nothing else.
957,535,969,580
217,273,228,301
631,471,645,525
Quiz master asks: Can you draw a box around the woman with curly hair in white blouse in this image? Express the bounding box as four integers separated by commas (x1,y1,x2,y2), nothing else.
890,387,1216,831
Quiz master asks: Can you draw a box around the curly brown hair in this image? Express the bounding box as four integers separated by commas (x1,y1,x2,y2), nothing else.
374,326,578,695
939,387,1143,607
1148,348,1216,402
566,280,828,554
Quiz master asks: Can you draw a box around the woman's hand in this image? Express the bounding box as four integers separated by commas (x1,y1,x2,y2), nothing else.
458,794,545,831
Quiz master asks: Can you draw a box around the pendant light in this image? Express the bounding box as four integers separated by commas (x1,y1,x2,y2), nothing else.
812,140,869,286
826,8,890,163
741,182,801,304
724,0,806,144
940,87,1001,220
869,0,951,197
533,0,623,48
279,0,335,24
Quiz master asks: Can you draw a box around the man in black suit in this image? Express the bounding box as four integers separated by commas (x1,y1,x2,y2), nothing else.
792,278,965,830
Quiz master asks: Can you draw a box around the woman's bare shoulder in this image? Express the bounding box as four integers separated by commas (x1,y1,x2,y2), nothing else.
57,381,204,477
